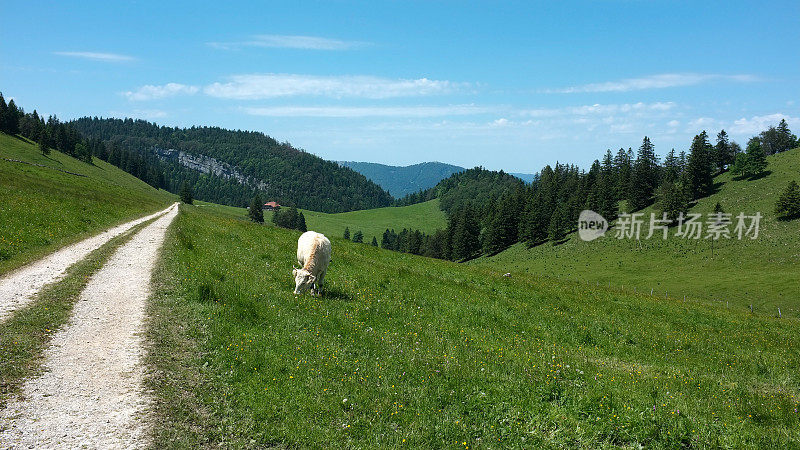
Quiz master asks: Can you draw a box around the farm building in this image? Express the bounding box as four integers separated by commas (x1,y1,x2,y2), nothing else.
263,201,281,211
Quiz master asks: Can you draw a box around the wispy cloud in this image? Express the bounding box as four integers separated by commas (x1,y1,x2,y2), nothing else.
123,83,199,101
729,113,799,135
520,102,676,117
242,104,492,118
53,51,136,62
205,74,467,99
208,34,367,51
545,73,758,94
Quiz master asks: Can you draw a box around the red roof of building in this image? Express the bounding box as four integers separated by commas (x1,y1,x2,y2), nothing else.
264,201,280,208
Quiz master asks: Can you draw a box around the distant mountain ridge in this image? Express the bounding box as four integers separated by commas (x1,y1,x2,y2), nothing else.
70,117,393,212
337,161,465,198
339,161,535,198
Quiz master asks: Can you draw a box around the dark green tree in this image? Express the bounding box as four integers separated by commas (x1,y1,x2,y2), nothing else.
343,227,350,240
714,130,734,173
295,212,307,232
731,153,749,177
371,236,378,247
248,195,264,223
655,181,689,223
686,131,714,199
745,138,768,177
179,181,194,204
483,189,522,255
775,180,800,220
775,119,798,153
628,136,660,210
547,203,568,243
38,136,50,156
450,204,480,261
352,230,364,243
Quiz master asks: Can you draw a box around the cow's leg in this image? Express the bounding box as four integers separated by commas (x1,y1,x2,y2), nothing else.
314,271,326,295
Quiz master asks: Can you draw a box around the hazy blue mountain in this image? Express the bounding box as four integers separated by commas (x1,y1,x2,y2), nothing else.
510,172,536,183
338,161,465,198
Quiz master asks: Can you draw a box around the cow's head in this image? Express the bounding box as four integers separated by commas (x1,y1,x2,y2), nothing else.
292,268,316,295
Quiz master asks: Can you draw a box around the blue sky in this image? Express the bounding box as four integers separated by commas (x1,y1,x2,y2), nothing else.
2,0,798,173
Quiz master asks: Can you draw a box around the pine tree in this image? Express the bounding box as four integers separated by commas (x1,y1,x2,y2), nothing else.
38,136,50,156
248,195,264,223
482,190,521,255
714,130,733,173
745,138,768,177
547,203,568,243
775,119,798,153
612,148,632,201
371,236,378,247
775,180,800,220
655,181,689,223
179,181,194,204
451,205,480,261
352,230,364,243
628,136,660,210
731,153,749,177
343,227,350,240
686,131,714,199
0,93,8,134
5,99,20,135
295,212,307,232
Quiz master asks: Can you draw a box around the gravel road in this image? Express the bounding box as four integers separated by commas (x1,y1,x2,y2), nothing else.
0,204,179,448
0,204,176,322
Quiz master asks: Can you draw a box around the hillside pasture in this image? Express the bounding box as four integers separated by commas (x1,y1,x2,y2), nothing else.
0,133,173,274
476,148,800,316
147,205,800,448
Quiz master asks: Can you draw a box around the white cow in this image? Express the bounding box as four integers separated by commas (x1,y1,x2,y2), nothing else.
293,231,332,295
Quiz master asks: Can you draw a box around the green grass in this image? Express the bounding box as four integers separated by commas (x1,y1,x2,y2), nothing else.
147,204,800,448
0,218,151,407
475,148,800,316
300,199,447,243
0,133,174,275
192,199,448,244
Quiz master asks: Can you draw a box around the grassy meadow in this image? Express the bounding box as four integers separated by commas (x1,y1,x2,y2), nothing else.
476,148,800,317
147,204,799,448
0,134,174,274
195,199,448,244
300,199,447,243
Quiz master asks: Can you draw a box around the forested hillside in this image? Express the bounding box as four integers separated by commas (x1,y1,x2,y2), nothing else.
69,117,393,212
377,121,799,263
338,161,464,198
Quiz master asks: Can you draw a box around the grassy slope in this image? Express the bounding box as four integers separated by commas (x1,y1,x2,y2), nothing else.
147,204,799,448
476,148,800,315
0,133,174,274
301,199,447,243
195,199,448,244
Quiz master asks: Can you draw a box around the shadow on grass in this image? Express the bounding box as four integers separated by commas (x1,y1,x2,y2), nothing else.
322,284,354,301
733,170,772,181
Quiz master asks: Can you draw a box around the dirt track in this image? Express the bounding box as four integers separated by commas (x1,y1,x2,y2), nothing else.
0,204,175,322
0,204,178,448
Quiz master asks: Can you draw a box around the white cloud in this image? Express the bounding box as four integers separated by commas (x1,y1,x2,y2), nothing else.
205,74,466,99
123,83,199,101
546,73,758,94
688,117,719,129
53,51,136,62
242,104,491,118
729,113,800,135
208,34,367,50
520,102,676,117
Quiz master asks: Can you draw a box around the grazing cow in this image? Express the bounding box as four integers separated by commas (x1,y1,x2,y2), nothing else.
293,231,332,295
